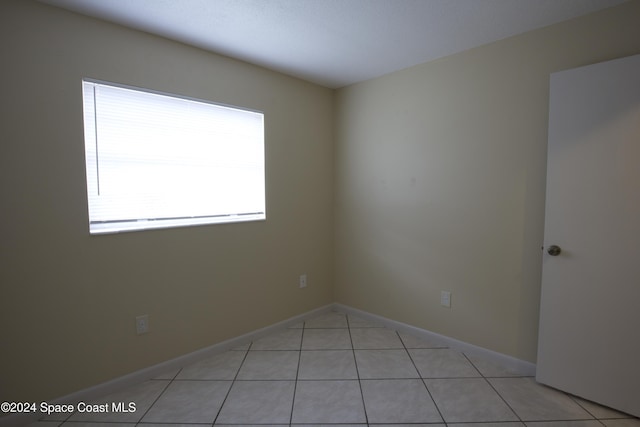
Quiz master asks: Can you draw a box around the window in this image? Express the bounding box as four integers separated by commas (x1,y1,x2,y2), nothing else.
82,79,265,234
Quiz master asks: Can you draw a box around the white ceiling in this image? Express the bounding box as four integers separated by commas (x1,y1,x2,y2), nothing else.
39,0,626,88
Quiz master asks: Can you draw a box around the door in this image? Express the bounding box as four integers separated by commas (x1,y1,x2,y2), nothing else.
537,53,640,417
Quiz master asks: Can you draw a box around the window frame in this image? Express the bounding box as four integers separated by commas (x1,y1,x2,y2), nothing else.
82,78,266,234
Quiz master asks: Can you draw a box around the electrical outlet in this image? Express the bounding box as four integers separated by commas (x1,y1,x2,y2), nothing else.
136,314,149,334
440,291,451,308
299,274,307,288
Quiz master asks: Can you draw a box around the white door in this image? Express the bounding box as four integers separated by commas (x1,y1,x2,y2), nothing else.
537,53,640,417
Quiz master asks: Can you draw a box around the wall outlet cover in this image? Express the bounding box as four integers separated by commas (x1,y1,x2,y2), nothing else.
136,314,149,334
440,291,451,308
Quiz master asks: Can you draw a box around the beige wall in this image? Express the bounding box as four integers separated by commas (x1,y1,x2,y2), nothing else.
334,0,640,363
2,0,640,406
0,0,333,402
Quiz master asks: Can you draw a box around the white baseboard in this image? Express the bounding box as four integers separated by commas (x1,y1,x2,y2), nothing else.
3,302,536,427
333,303,537,377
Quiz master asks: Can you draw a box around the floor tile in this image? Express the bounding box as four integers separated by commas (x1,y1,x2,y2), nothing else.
374,425,446,427
151,368,181,380
426,378,519,423
360,379,443,423
141,424,212,427
58,423,135,426
305,312,349,328
354,349,419,379
572,396,636,419
231,341,251,351
465,353,529,377
302,328,352,349
140,380,230,423
67,380,169,423
298,350,358,380
176,350,245,380
216,381,295,424
449,423,524,427
26,422,64,427
489,378,593,421
398,331,449,349
236,350,299,380
38,406,74,422
251,328,303,350
347,314,384,328
525,421,604,427
291,380,366,424
289,425,365,427
600,420,640,427
409,348,481,378
350,328,404,349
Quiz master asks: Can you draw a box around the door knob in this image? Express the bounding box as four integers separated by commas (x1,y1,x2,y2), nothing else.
547,245,562,256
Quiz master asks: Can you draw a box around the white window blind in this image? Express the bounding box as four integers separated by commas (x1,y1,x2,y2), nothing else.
82,80,265,234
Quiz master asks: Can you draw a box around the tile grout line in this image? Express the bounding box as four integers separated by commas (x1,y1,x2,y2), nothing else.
460,352,484,378
567,394,618,426
464,351,525,425
465,353,615,425
346,313,369,426
131,369,177,426
399,329,448,425
288,321,305,425
210,340,253,426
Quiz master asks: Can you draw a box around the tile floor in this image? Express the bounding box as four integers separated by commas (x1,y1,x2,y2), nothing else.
28,311,640,426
